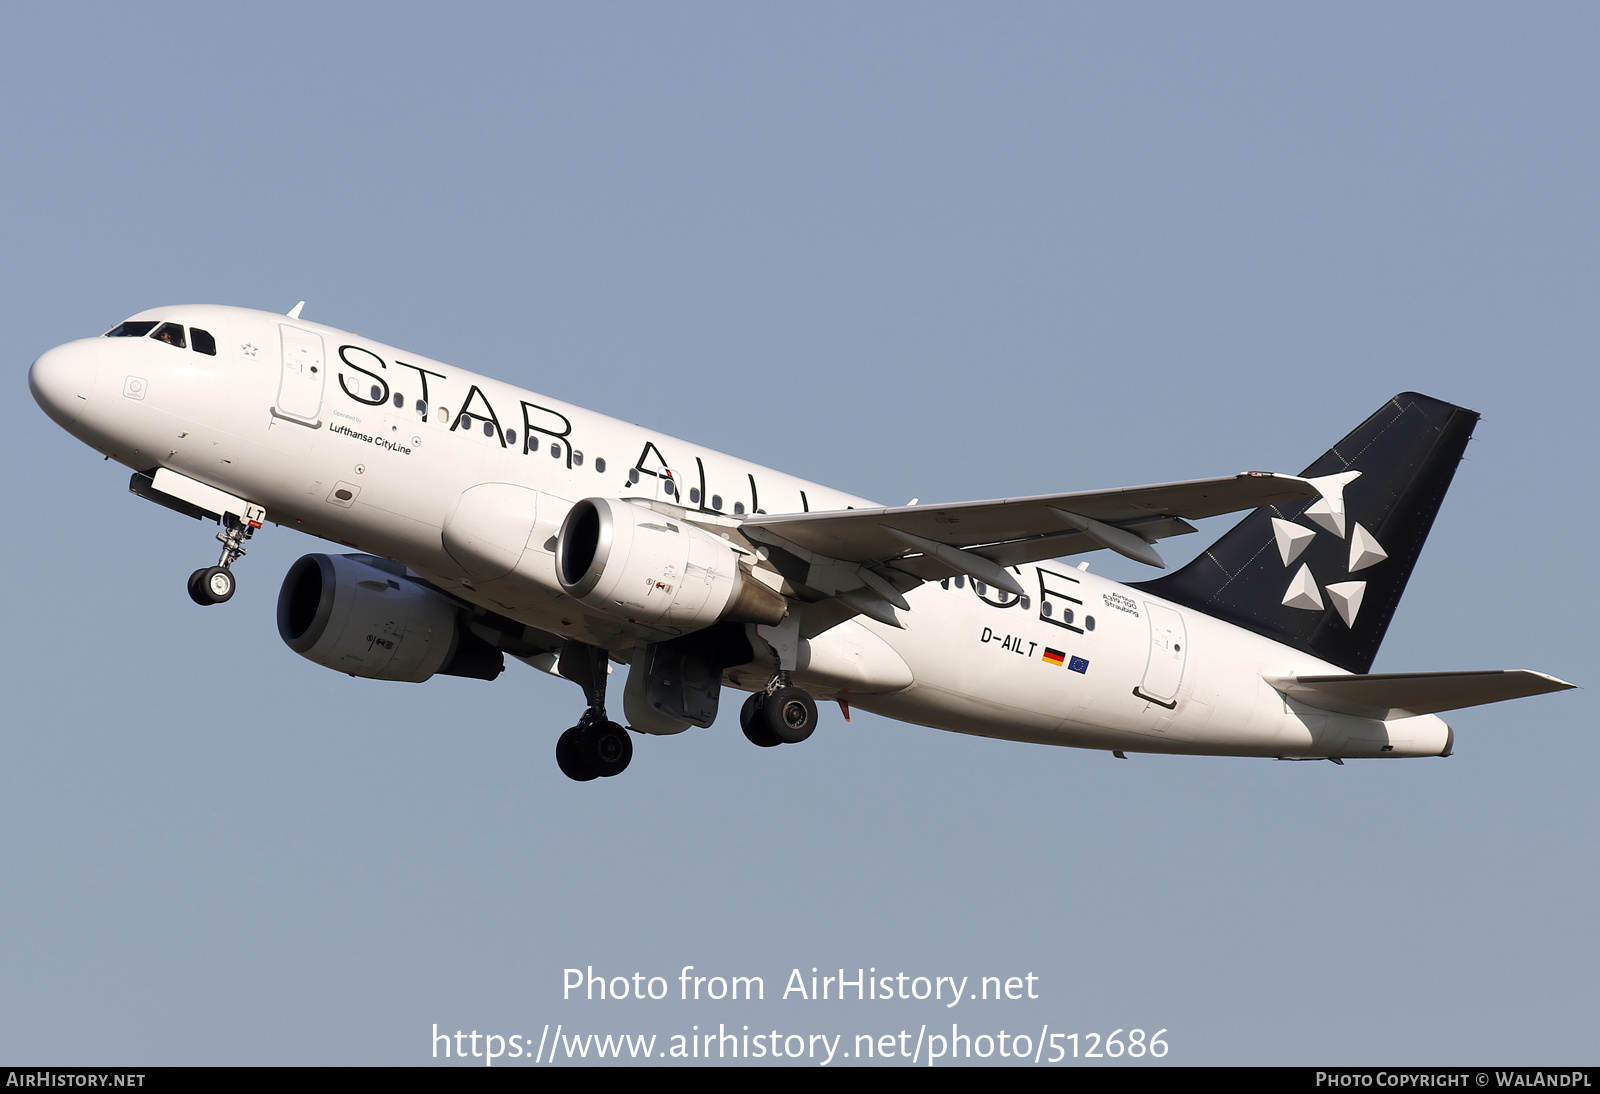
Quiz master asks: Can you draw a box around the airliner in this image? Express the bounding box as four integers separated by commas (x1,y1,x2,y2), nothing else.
27,303,1574,780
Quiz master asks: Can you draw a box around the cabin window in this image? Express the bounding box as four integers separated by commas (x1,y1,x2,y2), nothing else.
595,457,606,473
482,421,494,438
505,429,517,445
393,392,404,408
190,328,216,355
711,494,722,510
663,479,677,497
733,501,745,515
954,575,965,589
689,487,701,504
549,442,561,458
627,467,639,485
1019,596,1030,610
152,322,186,349
1042,602,1052,617
1085,616,1095,631
573,451,584,466
372,385,383,402
415,400,426,415
106,321,157,338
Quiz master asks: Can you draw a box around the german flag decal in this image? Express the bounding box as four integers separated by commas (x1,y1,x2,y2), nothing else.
1042,648,1066,667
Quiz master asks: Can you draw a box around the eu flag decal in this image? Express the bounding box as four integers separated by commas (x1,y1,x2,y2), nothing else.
1042,648,1066,667
1068,656,1089,674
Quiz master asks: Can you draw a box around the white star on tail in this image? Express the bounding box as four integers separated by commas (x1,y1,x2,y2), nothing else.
1282,564,1324,611
1302,470,1361,538
1272,518,1317,567
1348,523,1388,572
1325,581,1367,627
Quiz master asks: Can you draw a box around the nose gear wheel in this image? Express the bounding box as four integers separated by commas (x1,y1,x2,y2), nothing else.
185,513,256,607
187,566,235,605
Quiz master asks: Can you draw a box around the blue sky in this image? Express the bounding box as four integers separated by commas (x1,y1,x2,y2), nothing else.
2,3,1595,1065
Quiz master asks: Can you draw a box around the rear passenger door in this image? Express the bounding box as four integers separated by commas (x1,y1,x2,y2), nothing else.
1135,602,1188,708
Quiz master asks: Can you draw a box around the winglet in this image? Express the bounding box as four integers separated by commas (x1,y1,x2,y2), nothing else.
287,301,306,319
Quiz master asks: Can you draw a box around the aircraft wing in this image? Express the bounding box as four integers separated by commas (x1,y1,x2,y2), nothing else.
1264,670,1578,720
737,472,1318,628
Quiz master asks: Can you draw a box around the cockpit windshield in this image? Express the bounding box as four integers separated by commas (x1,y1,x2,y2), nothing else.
105,321,157,338
151,322,186,349
102,319,217,356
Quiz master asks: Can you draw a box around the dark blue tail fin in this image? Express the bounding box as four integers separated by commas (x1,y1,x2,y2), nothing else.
1135,392,1478,673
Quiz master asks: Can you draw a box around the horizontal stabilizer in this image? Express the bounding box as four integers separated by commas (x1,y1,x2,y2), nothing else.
1265,670,1576,720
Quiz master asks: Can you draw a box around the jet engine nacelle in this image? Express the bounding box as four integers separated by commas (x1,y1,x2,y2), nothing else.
556,498,786,631
277,553,503,682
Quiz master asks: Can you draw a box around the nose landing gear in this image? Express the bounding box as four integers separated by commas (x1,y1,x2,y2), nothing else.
187,566,235,604
187,513,258,606
554,642,634,781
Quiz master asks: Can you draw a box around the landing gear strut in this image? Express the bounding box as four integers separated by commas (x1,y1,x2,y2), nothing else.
554,642,633,781
740,674,818,748
187,514,256,606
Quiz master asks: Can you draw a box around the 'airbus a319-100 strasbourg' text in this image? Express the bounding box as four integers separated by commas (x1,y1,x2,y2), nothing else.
28,303,1574,780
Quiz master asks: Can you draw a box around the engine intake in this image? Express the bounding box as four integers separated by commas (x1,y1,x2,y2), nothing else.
556,498,786,631
277,553,503,681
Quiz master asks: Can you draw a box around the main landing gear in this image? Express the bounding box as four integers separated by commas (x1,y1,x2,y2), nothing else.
187,514,256,606
739,675,818,748
554,643,633,782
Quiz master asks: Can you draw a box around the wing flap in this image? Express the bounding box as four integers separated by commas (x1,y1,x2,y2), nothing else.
741,472,1316,563
738,472,1316,628
974,517,1197,567
1265,670,1577,720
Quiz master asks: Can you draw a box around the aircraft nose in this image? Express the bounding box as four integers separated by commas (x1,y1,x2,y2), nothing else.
29,340,98,428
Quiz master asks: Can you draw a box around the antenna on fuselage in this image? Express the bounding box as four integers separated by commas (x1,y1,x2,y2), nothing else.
286,301,306,319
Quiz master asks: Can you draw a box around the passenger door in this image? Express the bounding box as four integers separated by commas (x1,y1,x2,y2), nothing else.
1135,602,1188,708
275,324,326,425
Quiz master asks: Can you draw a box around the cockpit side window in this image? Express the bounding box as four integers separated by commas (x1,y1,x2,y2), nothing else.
151,323,187,349
106,321,157,338
190,327,216,356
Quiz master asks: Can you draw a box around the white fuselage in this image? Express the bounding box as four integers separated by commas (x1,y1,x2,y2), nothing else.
29,305,1451,760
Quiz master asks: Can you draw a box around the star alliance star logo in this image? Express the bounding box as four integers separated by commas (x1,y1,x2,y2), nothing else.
240,342,257,357
1273,471,1387,627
